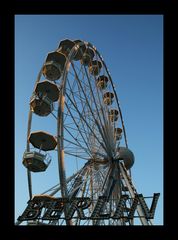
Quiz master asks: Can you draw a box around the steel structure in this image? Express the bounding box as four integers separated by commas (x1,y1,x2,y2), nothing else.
16,39,159,226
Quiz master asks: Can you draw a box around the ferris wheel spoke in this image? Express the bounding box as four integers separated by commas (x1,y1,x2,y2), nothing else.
72,76,97,131
63,145,90,158
65,91,107,154
64,151,89,161
63,78,78,123
66,77,95,146
68,169,89,198
84,66,107,125
40,168,84,196
71,62,110,153
63,124,89,135
63,126,92,157
67,73,101,138
65,102,93,154
83,66,115,155
91,70,116,149
83,66,108,130
64,106,91,123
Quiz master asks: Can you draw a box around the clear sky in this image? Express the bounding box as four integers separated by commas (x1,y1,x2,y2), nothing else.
15,15,163,225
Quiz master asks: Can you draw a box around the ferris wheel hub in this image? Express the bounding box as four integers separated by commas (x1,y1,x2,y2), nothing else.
116,147,135,169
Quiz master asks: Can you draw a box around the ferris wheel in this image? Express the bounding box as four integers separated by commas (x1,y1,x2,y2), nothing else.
16,39,159,226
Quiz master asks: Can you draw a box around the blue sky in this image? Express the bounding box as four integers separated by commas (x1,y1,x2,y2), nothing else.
15,15,163,225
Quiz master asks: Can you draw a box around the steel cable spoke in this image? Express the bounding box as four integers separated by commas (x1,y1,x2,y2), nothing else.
70,62,110,155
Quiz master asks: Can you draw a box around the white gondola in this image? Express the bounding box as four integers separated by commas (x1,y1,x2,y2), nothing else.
30,94,53,116
103,92,114,105
43,51,66,81
73,39,87,61
108,109,119,122
114,128,122,140
28,131,57,151
96,75,108,90
23,151,51,172
57,38,76,56
30,80,59,116
88,60,102,76
80,47,94,66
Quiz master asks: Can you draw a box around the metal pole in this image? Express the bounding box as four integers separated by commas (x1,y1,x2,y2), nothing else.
26,110,32,199
26,68,43,200
119,162,150,225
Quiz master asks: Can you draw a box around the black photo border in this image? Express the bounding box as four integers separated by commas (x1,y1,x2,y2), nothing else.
0,0,176,239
